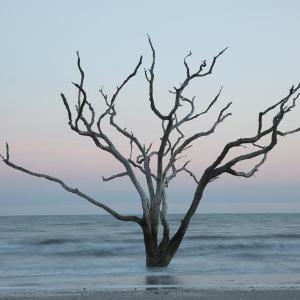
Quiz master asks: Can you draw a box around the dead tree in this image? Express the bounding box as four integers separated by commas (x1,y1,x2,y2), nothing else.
1,37,300,267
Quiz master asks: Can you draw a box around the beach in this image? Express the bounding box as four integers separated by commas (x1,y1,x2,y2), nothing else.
1,288,300,300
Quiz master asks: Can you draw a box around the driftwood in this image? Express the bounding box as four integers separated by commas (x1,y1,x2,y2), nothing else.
2,38,299,267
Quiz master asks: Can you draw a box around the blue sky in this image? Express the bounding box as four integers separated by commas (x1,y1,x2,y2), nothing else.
0,0,300,215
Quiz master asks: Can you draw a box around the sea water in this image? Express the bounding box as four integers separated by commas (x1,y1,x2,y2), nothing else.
0,214,300,292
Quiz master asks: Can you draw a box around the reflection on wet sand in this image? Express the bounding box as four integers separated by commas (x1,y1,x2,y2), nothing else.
145,274,182,288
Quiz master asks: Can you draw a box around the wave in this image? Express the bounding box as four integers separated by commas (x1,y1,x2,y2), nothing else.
57,249,115,257
53,222,93,226
29,238,78,246
185,233,300,241
179,242,300,256
55,247,144,257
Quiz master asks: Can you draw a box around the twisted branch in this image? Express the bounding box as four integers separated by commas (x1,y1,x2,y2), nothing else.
1,144,141,224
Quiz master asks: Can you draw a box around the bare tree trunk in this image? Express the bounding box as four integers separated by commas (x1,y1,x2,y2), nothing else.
143,182,207,268
142,225,172,267
142,226,159,267
142,226,186,268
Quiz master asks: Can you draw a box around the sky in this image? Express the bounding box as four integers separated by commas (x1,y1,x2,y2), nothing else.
0,0,300,215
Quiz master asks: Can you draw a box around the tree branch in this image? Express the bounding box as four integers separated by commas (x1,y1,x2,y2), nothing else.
168,83,300,258
108,108,155,201
163,102,232,180
210,84,300,174
102,172,128,182
183,167,199,184
128,159,157,180
165,161,190,186
277,127,300,136
226,153,267,178
159,189,170,248
60,54,151,219
145,35,169,120
1,144,142,224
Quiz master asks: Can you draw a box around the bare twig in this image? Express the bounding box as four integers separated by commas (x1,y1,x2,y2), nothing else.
145,35,169,121
102,172,128,182
227,153,267,178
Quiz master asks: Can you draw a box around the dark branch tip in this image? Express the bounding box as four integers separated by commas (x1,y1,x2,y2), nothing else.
184,51,192,61
219,46,228,56
6,142,10,161
146,33,151,42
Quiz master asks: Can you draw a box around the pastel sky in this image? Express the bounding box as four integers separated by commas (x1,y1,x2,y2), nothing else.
0,0,300,215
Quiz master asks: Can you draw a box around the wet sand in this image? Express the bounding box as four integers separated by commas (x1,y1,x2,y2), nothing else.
1,288,300,300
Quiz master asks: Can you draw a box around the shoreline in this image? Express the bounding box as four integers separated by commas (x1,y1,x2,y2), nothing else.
1,286,300,300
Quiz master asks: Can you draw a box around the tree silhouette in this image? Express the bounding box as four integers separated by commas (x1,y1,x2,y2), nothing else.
1,37,299,267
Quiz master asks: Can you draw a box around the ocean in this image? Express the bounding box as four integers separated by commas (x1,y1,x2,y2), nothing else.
0,214,300,293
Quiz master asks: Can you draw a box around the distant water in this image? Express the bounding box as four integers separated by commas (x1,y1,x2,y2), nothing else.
0,214,300,293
